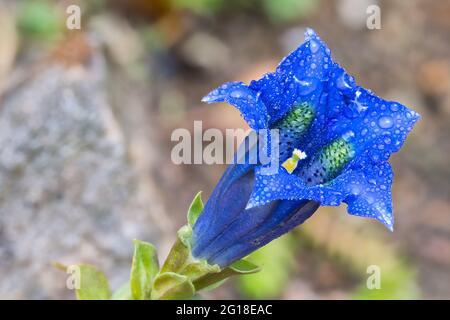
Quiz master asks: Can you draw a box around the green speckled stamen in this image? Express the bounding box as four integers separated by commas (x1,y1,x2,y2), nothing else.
300,137,354,185
274,102,315,160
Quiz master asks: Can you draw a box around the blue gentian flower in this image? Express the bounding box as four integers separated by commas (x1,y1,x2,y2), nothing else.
191,29,420,268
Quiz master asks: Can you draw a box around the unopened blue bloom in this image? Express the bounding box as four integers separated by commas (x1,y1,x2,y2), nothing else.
191,29,420,268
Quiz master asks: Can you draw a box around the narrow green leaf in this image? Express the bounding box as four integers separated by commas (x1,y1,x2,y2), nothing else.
187,191,204,227
151,272,195,300
75,264,111,300
130,239,159,300
229,259,261,274
193,259,260,291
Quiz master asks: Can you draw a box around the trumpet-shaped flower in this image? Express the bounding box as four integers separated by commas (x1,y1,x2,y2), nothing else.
191,29,420,268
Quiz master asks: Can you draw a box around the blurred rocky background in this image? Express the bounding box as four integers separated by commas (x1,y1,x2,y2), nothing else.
0,0,448,299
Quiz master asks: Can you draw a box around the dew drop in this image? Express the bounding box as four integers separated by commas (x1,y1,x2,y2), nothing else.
336,72,355,92
342,130,355,141
294,77,317,96
344,104,358,118
305,28,315,39
230,89,244,99
378,116,394,129
390,103,399,112
350,184,361,195
309,40,319,53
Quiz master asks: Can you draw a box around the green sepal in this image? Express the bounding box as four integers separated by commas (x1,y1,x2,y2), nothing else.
193,259,261,291
177,225,193,248
130,239,159,300
179,260,221,282
160,238,191,274
150,272,195,300
187,191,204,227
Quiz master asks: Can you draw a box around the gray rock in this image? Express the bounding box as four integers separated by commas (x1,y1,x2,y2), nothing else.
0,52,166,298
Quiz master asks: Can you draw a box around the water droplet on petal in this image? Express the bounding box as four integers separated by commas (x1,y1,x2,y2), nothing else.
390,103,399,112
230,89,244,99
378,116,394,129
309,40,319,53
336,72,355,92
294,77,317,95
342,130,355,141
351,184,361,195
305,28,316,39
344,104,358,118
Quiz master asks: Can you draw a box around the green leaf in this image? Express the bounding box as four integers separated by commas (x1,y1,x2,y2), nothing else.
193,259,260,291
151,272,195,300
130,240,159,300
187,191,204,227
74,264,111,300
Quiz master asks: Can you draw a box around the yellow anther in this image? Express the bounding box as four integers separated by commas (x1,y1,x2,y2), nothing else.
282,149,307,174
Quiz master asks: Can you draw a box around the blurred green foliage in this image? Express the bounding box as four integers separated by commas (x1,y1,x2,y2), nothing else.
17,0,64,41
297,209,421,300
262,0,319,22
236,234,296,299
170,0,319,22
171,0,224,15
352,261,419,300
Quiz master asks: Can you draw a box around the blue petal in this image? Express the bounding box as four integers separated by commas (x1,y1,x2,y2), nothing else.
202,29,333,131
248,162,395,230
192,163,255,257
326,86,420,166
345,162,394,231
250,28,332,124
209,200,319,267
202,82,268,130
